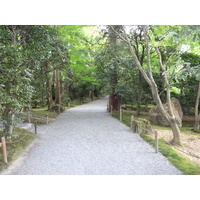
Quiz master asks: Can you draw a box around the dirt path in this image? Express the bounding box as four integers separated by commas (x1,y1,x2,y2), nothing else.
2,97,181,175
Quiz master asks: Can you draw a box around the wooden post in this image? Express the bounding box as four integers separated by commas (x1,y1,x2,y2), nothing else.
130,115,134,129
28,111,31,123
136,123,139,133
68,102,70,109
120,106,122,121
34,118,37,134
111,105,113,116
46,113,49,124
1,137,8,163
155,131,158,153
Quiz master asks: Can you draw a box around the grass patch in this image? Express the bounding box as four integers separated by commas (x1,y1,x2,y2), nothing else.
69,102,83,107
32,107,58,117
30,107,59,124
0,127,36,173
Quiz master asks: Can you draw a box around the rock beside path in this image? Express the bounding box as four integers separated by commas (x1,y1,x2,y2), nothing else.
148,97,183,127
0,121,34,132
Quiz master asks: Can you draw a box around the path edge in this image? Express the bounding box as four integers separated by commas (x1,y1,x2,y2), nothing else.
1,137,38,175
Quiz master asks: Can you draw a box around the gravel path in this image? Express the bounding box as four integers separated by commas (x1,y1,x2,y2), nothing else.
2,97,182,175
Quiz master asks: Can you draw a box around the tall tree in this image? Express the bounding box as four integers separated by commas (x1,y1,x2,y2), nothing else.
120,25,183,145
107,25,120,111
0,25,35,135
0,25,70,135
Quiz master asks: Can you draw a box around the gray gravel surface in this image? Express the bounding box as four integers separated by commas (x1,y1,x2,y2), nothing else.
2,97,182,175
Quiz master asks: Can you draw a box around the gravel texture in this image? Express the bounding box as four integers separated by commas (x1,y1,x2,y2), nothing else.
2,97,182,175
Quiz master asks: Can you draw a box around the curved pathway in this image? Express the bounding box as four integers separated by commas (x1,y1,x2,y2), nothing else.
2,97,181,175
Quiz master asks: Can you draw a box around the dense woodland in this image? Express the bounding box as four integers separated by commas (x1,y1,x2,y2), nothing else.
0,25,200,146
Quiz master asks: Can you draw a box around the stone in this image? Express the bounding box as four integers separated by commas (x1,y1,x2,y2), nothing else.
50,105,65,113
148,97,183,127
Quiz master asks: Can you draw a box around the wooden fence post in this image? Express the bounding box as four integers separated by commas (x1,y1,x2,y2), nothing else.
34,118,37,134
28,111,31,123
68,102,70,109
136,122,140,133
111,105,113,116
155,131,158,153
131,115,134,129
1,137,8,163
46,113,49,124
120,106,122,121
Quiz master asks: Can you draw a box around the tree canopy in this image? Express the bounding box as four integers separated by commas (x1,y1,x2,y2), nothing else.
0,25,200,142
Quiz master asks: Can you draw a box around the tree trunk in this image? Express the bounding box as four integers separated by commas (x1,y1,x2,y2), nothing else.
168,117,182,145
55,69,61,105
44,62,52,110
60,73,63,103
160,68,166,103
136,72,142,116
194,81,200,131
107,26,119,111
41,83,44,105
46,78,52,110
154,46,182,145
4,26,18,135
108,94,119,111
4,104,15,135
7,112,15,135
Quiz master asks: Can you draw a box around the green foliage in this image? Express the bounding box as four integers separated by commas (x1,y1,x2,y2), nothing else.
174,52,200,113
0,25,71,134
58,25,104,100
0,26,35,131
1,24,200,133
